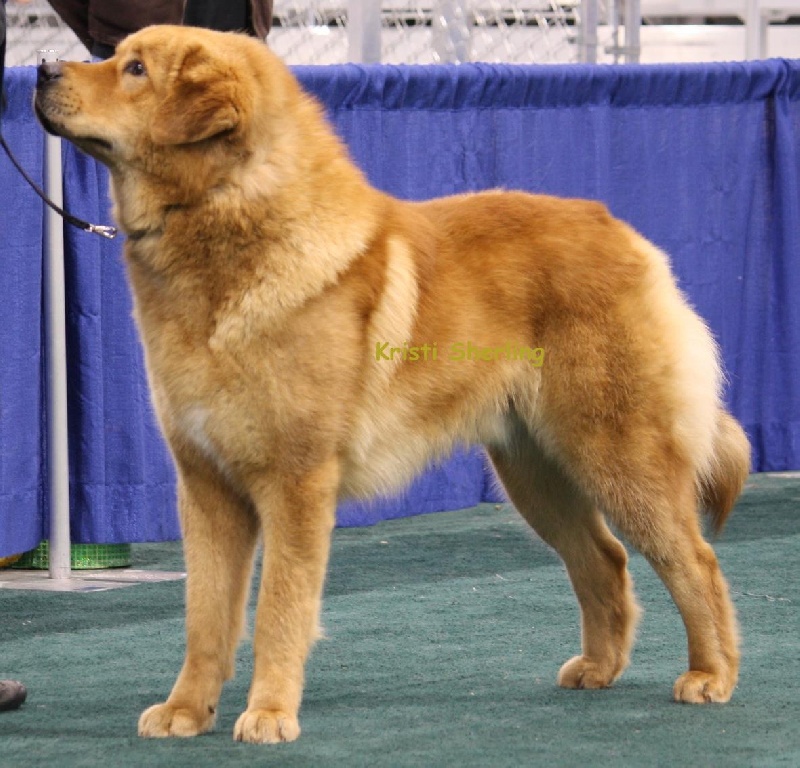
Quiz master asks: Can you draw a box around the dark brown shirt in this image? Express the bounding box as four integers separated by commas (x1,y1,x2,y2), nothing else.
46,0,272,51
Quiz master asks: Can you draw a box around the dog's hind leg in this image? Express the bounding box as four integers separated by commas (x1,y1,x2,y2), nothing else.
487,420,641,690
599,470,740,703
139,454,260,739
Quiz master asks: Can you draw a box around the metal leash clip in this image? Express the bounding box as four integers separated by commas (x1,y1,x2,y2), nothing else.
85,223,118,239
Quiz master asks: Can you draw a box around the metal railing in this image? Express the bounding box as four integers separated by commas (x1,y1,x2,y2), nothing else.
6,0,644,66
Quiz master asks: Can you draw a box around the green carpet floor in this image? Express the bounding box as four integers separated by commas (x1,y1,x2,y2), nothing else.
1,473,798,767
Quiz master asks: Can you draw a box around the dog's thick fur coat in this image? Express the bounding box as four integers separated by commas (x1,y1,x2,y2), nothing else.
35,26,751,744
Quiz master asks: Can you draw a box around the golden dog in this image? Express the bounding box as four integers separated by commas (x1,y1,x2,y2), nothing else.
35,26,750,744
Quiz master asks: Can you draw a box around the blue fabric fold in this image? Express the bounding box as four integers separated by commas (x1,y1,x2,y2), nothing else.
0,67,45,556
1,59,799,552
61,146,180,544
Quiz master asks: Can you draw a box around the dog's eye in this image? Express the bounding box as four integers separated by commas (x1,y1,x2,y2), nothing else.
124,60,146,77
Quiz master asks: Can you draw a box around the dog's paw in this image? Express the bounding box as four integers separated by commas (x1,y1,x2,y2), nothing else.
233,709,300,744
138,701,216,738
673,671,733,703
557,655,619,689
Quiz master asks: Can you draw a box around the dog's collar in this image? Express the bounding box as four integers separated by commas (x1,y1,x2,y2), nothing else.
127,228,158,243
127,203,188,242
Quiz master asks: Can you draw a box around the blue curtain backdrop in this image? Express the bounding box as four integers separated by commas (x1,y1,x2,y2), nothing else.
1,59,799,555
0,68,45,557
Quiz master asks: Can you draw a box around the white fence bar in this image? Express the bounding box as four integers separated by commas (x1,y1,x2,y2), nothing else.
580,0,599,62
347,0,382,63
745,0,800,59
40,49,72,581
432,0,472,63
624,0,642,62
744,0,766,57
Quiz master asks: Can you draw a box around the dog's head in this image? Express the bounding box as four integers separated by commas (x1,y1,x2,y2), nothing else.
34,25,293,188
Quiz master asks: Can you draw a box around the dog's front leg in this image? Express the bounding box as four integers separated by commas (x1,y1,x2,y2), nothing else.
139,454,260,739
233,458,339,744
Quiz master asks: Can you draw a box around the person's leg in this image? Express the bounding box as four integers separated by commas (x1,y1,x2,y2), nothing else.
90,41,114,60
183,0,249,34
41,0,94,51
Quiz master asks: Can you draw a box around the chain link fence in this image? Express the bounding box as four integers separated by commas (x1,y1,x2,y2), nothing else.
6,0,623,67
271,1,588,64
5,0,88,66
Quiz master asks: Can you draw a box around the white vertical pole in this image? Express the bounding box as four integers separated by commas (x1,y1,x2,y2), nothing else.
610,0,621,63
432,0,472,63
624,0,641,63
580,0,599,63
348,0,382,63
744,0,766,59
39,49,71,581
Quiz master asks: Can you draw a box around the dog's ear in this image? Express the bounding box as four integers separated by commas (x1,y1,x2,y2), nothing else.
150,46,239,145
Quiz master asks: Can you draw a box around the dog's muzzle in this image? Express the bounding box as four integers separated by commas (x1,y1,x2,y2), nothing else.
37,61,64,89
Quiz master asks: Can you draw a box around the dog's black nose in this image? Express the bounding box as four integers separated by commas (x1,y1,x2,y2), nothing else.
37,61,64,88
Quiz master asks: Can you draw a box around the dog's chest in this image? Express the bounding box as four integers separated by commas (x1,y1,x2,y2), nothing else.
135,311,243,473
176,405,231,478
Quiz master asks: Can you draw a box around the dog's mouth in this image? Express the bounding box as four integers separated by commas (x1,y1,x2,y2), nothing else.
34,101,114,154
34,102,62,137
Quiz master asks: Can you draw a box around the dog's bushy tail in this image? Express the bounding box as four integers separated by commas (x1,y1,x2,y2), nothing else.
699,411,751,534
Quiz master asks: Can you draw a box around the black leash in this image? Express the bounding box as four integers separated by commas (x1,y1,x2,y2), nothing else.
0,132,117,239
